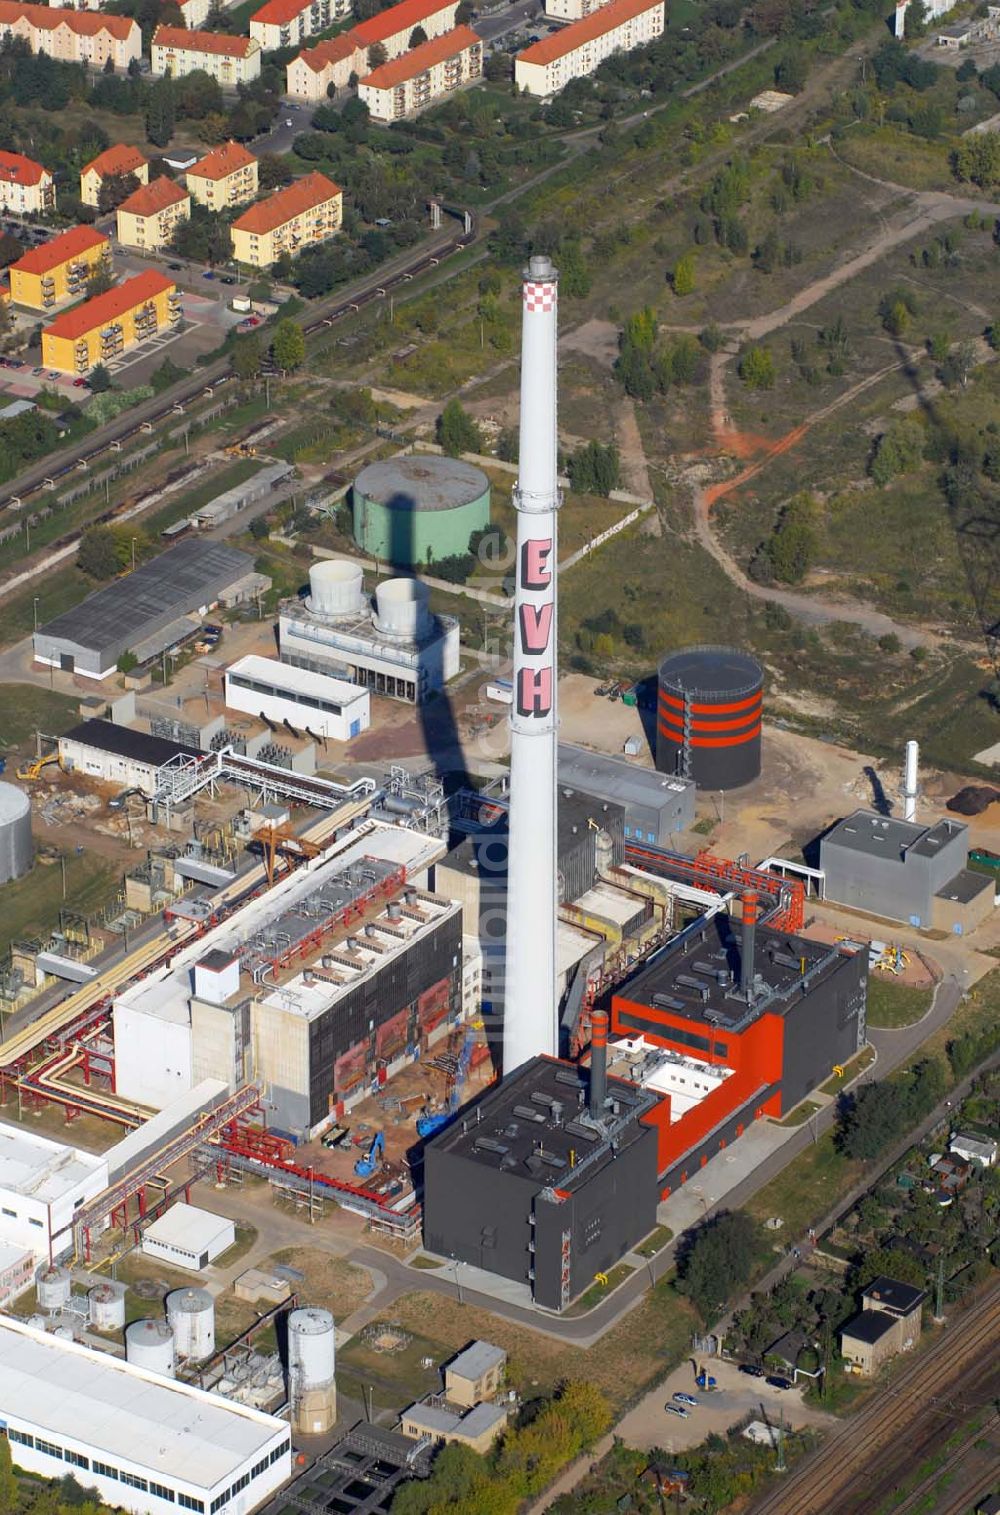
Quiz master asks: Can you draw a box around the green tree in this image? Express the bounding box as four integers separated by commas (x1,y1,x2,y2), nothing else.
367,41,387,69
408,24,427,45
248,514,269,540
88,363,112,394
739,344,776,390
231,332,262,381
767,492,817,583
568,440,620,496
436,398,481,456
869,417,924,486
0,1435,16,1514
884,300,910,338
150,356,184,393
86,264,115,300
671,250,696,296
97,169,139,214
145,77,175,147
678,1211,761,1322
271,318,305,373
77,524,121,580
558,238,591,298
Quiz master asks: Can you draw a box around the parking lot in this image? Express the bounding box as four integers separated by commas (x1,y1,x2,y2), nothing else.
615,1355,837,1453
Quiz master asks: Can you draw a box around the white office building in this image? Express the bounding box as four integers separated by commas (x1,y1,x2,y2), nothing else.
0,1315,292,1515
224,655,370,742
0,1123,108,1264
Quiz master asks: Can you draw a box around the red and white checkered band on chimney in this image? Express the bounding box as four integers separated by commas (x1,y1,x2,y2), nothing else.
523,282,555,312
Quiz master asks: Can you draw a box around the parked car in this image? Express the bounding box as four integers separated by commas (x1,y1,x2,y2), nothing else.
664,1405,688,1419
739,1364,765,1378
46,371,59,380
220,275,236,285
673,1393,698,1407
167,262,183,271
766,1376,793,1391
73,377,89,388
202,270,215,280
32,366,43,376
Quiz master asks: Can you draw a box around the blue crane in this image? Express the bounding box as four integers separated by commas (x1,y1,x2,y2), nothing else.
417,1025,477,1139
353,1130,385,1179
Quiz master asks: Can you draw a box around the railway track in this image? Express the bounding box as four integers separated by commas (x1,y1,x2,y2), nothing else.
749,1282,1000,1515
887,1404,1000,1515
0,213,476,525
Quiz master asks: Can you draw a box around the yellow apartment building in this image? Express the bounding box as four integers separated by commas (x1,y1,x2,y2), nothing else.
41,270,181,373
151,25,262,84
0,150,54,215
186,141,258,210
9,226,111,312
80,144,148,209
116,176,191,253
0,2,140,68
231,170,341,269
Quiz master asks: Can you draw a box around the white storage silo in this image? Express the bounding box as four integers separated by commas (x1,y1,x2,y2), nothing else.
0,782,32,884
36,1265,71,1312
309,560,365,619
125,1317,175,1377
88,1281,127,1333
287,1306,336,1436
167,1287,215,1360
373,578,431,641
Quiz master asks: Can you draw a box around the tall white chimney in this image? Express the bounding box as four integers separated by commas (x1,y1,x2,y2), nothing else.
903,739,918,823
502,254,560,1076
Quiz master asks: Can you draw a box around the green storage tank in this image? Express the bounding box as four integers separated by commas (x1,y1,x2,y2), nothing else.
352,456,491,568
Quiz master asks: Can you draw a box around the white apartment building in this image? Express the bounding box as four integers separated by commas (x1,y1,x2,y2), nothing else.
0,1316,292,1515
0,150,54,215
545,0,610,18
0,1124,108,1265
286,33,363,100
515,0,664,95
358,24,481,121
250,0,349,53
151,25,262,85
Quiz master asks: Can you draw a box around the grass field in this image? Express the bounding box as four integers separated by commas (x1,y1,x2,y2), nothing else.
866,977,934,1029
744,1131,861,1237
0,686,80,755
779,1099,823,1128
0,851,119,957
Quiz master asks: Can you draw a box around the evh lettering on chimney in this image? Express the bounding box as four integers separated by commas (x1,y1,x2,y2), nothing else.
517,537,553,717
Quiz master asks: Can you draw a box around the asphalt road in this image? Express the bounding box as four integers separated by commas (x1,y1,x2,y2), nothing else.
475,0,541,45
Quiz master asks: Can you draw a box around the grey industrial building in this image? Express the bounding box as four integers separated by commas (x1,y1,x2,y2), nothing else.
422,1051,659,1311
819,809,993,932
33,539,256,681
558,744,695,844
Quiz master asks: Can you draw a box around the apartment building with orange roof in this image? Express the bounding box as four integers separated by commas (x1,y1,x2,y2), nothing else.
80,144,149,209
42,270,181,373
151,25,262,84
515,0,663,93
0,2,140,68
186,141,258,210
250,0,349,52
0,150,54,215
231,170,341,268
358,25,481,120
285,32,363,100
9,226,111,312
116,176,191,253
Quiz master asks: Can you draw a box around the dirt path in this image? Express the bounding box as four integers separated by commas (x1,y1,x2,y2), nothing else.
686,163,1000,649
614,397,652,499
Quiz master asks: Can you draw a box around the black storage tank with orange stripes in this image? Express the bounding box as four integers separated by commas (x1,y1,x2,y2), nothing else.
656,644,763,790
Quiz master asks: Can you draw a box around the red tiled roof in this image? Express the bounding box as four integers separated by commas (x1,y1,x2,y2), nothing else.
44,270,175,342
232,170,340,236
517,0,662,64
0,1,138,40
353,0,455,46
188,140,256,182
0,149,48,187
152,24,258,57
82,144,147,181
296,32,360,71
361,24,478,88
118,175,189,219
11,225,109,277
252,0,308,25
